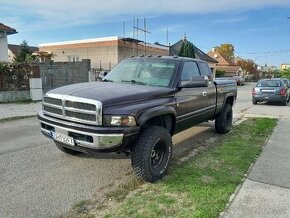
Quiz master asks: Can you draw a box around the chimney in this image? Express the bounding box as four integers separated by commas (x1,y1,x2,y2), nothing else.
212,48,215,52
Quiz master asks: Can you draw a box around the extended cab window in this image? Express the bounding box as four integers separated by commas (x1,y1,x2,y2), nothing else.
198,62,212,80
181,61,200,81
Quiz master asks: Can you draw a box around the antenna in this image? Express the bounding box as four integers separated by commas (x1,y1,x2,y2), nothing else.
166,26,169,46
123,21,125,37
133,17,151,55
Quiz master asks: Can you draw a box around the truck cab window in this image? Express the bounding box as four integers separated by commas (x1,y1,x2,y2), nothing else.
181,61,200,81
198,62,212,80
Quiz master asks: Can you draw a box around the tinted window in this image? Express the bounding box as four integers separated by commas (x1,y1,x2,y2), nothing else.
181,61,200,81
198,62,212,77
105,59,177,87
257,80,281,87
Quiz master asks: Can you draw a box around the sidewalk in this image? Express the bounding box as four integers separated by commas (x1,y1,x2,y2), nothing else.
0,102,42,120
223,117,290,218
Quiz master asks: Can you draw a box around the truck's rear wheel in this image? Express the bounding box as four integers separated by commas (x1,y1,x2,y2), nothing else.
131,126,172,182
215,103,233,134
55,142,82,155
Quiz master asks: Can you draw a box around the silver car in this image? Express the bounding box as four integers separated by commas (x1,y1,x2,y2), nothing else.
252,78,289,106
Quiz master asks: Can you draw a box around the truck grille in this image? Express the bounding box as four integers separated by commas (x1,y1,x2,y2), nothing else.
42,94,102,125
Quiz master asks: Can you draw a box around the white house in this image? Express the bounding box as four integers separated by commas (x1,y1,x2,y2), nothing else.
0,23,17,62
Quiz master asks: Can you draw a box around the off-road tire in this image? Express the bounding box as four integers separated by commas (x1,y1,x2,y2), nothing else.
55,142,82,155
215,103,233,134
131,126,172,183
282,98,287,106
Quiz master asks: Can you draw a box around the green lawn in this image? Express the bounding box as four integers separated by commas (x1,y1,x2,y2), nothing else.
104,118,277,218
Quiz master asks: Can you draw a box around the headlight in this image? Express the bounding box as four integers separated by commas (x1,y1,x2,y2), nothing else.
103,115,136,126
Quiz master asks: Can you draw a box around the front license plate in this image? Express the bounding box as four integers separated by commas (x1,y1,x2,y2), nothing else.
51,132,75,146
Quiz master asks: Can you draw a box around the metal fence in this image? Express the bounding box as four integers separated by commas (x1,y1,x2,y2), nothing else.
0,63,40,91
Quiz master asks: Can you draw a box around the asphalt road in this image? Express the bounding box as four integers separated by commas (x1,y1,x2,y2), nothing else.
0,83,265,218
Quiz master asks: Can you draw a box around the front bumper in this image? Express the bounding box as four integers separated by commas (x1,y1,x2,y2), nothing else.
38,111,140,153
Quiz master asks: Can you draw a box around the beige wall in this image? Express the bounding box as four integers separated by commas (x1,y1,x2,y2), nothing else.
39,38,169,71
0,32,8,62
40,41,119,70
281,64,290,71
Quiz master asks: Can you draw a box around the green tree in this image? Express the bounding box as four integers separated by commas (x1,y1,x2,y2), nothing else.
281,69,290,79
14,40,37,63
215,43,235,60
178,40,195,58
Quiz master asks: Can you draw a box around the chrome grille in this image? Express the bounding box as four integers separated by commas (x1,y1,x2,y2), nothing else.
65,111,96,121
43,97,62,106
42,94,102,125
65,101,96,111
43,105,62,115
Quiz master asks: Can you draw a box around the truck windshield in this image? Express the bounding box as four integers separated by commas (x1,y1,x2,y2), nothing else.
104,59,177,87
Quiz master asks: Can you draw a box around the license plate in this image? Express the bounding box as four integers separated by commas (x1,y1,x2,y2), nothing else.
50,132,75,146
261,89,274,93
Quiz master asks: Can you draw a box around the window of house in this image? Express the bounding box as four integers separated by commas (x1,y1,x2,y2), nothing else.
180,61,200,81
67,56,79,62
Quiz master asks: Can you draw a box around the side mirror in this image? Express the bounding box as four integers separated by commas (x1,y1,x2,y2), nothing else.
179,76,209,88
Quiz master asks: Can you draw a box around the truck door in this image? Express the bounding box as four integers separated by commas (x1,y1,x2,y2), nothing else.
197,61,216,118
175,61,210,132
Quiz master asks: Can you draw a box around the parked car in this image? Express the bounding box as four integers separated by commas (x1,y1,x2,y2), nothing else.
38,56,237,182
233,75,245,86
252,78,289,105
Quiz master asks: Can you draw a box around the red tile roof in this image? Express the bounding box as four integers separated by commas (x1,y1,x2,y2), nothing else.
0,23,17,35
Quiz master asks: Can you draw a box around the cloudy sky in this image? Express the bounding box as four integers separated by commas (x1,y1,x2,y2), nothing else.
1,0,290,66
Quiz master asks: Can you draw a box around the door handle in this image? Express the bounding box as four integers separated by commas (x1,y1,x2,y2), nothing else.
202,91,207,96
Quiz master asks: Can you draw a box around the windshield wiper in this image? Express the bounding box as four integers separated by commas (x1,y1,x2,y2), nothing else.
103,79,114,82
121,80,147,85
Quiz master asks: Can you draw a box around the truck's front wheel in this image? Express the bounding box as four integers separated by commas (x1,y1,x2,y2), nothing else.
215,103,233,134
131,126,172,182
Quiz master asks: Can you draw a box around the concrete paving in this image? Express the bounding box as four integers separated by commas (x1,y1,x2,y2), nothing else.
0,102,41,120
223,109,290,216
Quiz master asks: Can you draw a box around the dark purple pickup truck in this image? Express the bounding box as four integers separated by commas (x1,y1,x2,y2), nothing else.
38,56,237,182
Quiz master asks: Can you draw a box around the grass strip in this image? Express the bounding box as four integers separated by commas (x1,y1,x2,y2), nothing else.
105,118,277,218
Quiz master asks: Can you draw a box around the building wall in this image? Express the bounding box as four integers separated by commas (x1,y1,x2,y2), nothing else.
8,49,15,62
117,40,169,63
281,64,290,71
0,33,8,62
40,40,119,70
39,37,169,71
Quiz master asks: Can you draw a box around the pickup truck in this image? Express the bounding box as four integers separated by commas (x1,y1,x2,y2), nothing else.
38,56,237,182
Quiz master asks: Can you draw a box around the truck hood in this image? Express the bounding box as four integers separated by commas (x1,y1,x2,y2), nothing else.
46,82,174,107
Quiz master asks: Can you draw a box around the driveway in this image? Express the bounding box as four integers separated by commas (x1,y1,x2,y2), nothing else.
0,83,284,218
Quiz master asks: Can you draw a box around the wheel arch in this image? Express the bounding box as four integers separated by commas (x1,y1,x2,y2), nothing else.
137,106,176,135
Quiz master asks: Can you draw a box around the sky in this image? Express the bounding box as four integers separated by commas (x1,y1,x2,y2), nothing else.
1,0,290,66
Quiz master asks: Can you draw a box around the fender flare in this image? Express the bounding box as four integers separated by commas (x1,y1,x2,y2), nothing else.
137,105,176,126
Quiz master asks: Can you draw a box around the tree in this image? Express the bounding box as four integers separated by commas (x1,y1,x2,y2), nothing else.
178,40,195,58
236,58,257,74
14,40,37,63
215,43,235,60
281,69,290,79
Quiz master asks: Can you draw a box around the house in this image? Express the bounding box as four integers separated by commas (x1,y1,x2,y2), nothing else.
0,23,17,62
169,37,218,77
39,36,169,70
281,63,290,71
8,44,38,62
207,49,242,77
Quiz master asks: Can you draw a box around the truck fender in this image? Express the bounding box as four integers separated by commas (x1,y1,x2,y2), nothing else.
137,106,176,126
224,93,236,107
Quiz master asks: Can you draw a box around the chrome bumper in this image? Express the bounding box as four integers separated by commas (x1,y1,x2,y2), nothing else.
40,120,124,149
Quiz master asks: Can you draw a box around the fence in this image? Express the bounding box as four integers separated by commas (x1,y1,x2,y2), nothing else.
0,63,40,91
39,59,90,93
